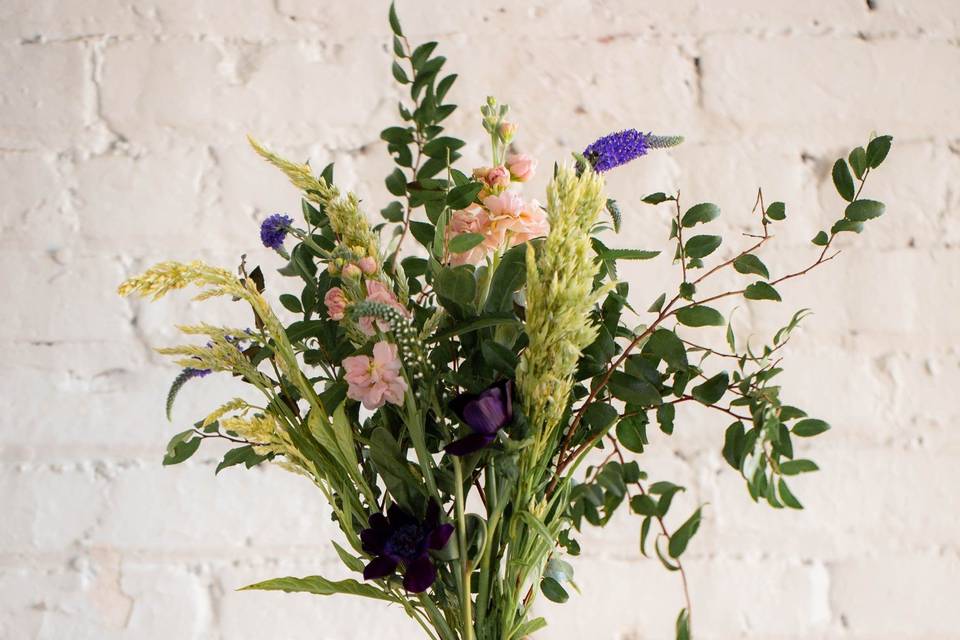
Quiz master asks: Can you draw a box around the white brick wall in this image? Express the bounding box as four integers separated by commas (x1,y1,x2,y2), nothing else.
2,1,958,638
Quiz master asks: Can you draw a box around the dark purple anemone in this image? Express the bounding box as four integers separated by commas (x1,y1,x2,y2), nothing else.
361,503,453,593
259,213,293,250
444,379,513,456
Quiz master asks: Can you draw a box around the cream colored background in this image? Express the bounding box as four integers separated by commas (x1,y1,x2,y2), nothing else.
2,1,959,638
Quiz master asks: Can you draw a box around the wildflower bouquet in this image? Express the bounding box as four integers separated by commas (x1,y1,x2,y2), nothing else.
118,5,893,639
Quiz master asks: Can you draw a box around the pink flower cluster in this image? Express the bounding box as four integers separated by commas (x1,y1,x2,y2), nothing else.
343,341,408,409
324,280,411,336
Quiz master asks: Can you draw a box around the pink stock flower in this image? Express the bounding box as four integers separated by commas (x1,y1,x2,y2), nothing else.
485,165,511,189
510,199,549,243
507,154,537,182
324,287,348,320
447,206,489,266
358,280,410,336
342,341,408,409
357,256,378,275
480,192,524,249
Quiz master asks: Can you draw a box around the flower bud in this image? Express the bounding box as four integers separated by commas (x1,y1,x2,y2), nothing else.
342,263,362,279
497,121,518,143
357,256,378,276
507,153,536,182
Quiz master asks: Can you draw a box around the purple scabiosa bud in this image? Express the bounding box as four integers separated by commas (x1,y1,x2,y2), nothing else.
444,380,513,456
259,213,293,250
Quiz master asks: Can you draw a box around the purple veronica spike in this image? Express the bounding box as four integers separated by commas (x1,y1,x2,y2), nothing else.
359,503,452,594
259,213,293,250
583,129,650,172
183,367,211,379
445,380,513,456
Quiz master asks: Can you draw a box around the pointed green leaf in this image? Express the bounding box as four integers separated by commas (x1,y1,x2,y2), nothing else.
691,372,729,405
447,232,484,254
733,254,769,279
866,135,892,168
241,575,393,600
793,418,830,437
744,281,781,302
780,459,819,475
676,305,725,327
765,201,786,221
681,202,720,228
849,146,867,179
811,231,829,246
684,234,722,259
845,199,885,222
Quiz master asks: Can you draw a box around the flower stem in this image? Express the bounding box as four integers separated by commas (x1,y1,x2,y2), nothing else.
452,458,474,640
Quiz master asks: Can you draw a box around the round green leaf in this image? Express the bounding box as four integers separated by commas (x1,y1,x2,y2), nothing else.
540,577,569,603
765,201,786,221
744,282,781,302
792,418,830,437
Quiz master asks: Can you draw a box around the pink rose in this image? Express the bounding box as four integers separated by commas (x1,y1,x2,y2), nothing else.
357,256,378,276
324,286,348,321
507,154,536,182
358,280,410,336
342,341,408,409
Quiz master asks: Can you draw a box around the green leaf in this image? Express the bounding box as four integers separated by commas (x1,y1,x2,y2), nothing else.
583,402,618,433
684,235,722,259
388,2,403,35
630,494,658,516
600,248,661,261
793,418,830,437
385,168,407,196
215,445,270,474
778,478,804,509
446,181,483,209
733,254,769,279
279,294,302,313
332,541,366,573
514,617,548,638
409,221,435,248
381,201,404,223
410,42,438,70
609,372,661,406
832,159,855,202
678,282,695,300
668,507,702,558
866,135,892,168
430,315,519,342
691,372,729,405
722,421,745,469
681,202,720,228
780,459,819,475
676,305,725,327
676,608,691,640
391,61,409,84
643,192,673,205
831,218,864,234
811,231,829,246
849,146,867,179
380,126,414,144
435,266,476,308
484,242,527,313
423,136,466,159
648,293,666,313
241,575,394,600
162,429,201,465
540,577,569,603
481,340,518,377
616,415,648,454
645,328,689,370
845,199,885,222
657,403,676,435
744,282,781,302
447,233,484,254
765,201,786,221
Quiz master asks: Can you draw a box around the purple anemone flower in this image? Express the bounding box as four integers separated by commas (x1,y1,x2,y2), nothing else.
259,213,293,250
361,503,454,593
444,379,513,456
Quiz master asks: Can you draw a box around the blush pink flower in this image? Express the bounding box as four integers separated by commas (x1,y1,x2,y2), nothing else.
509,199,549,244
447,206,489,266
324,286,348,320
480,192,524,249
507,154,536,182
342,341,408,409
358,280,410,336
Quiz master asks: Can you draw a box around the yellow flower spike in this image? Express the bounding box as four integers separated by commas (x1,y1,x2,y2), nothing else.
202,398,251,428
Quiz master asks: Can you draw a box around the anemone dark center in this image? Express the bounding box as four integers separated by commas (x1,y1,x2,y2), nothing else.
385,524,423,560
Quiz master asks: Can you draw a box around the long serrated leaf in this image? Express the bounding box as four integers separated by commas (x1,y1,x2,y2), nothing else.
241,575,393,601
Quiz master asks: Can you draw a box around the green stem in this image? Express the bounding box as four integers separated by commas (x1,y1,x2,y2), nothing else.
452,458,474,640
475,460,500,634
419,594,456,640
